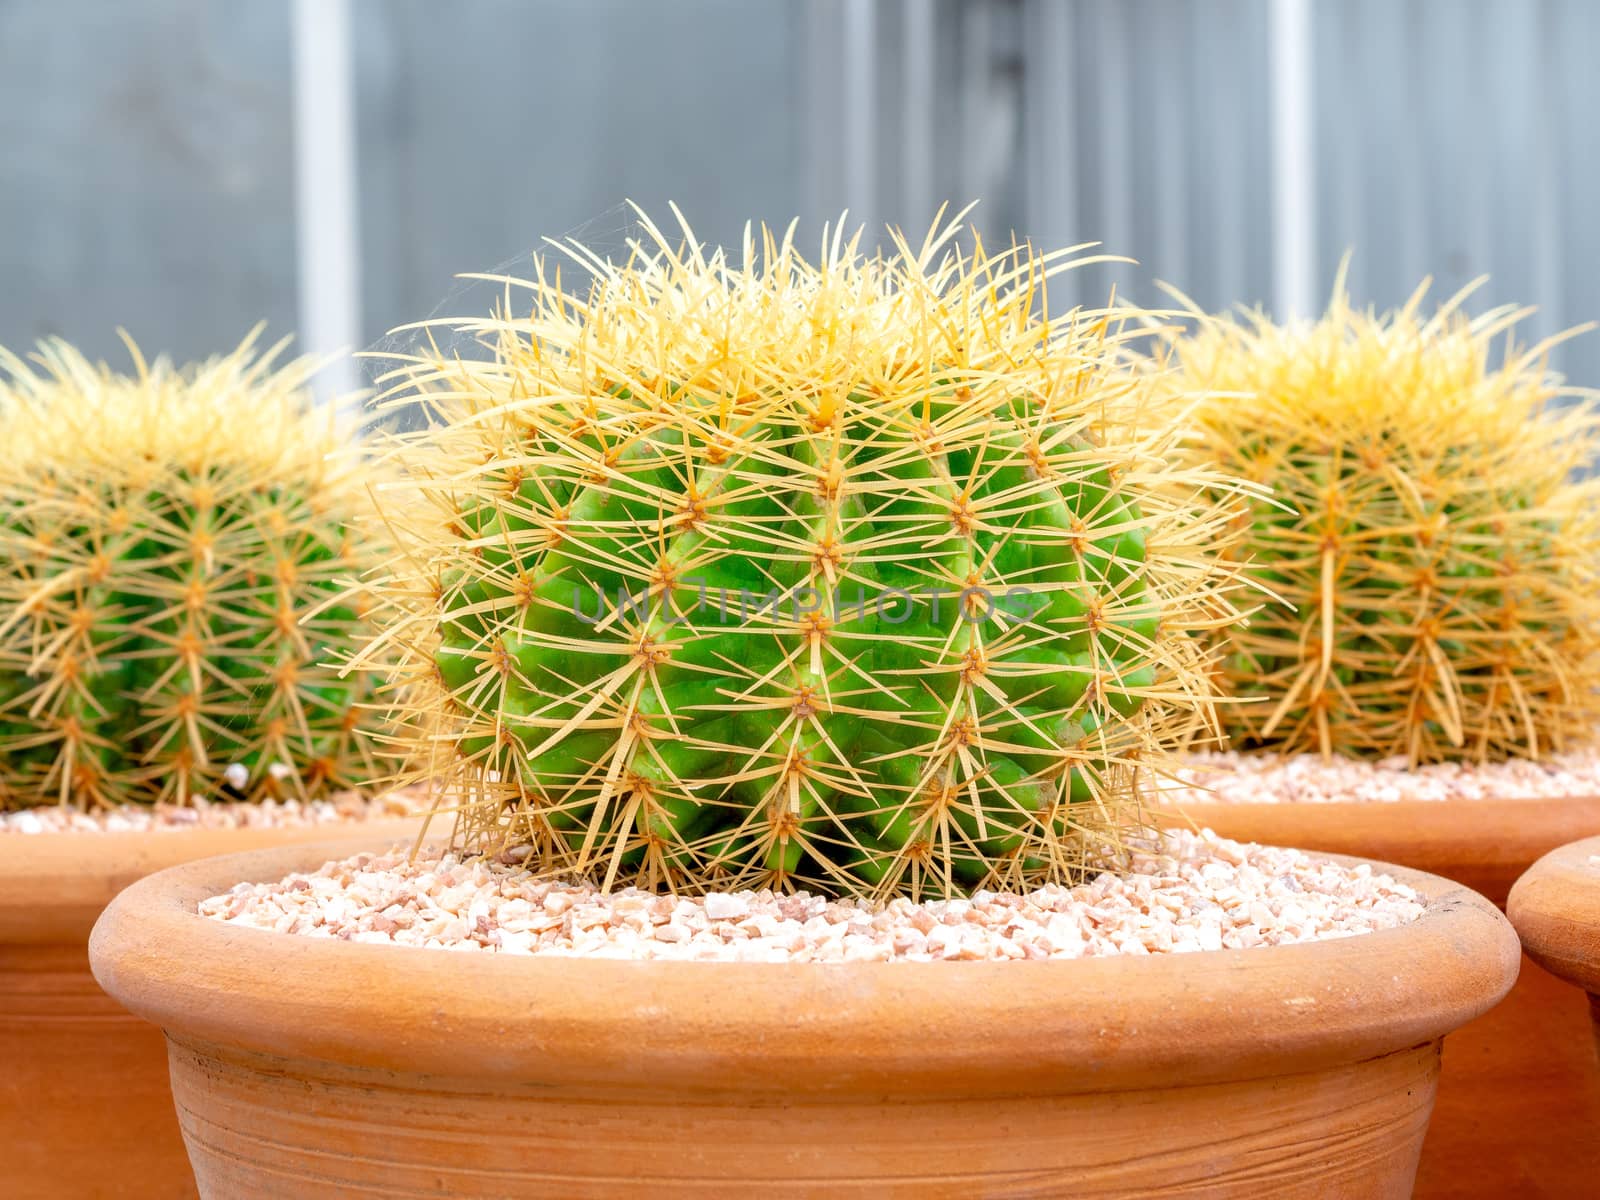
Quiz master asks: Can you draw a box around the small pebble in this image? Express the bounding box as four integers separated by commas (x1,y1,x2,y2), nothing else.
703,893,750,920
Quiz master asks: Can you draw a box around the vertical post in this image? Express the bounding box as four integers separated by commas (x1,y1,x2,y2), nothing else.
1096,2,1132,300
1151,4,1188,300
903,0,935,233
801,0,841,224
1206,7,1246,310
1530,0,1561,344
842,0,878,241
1023,0,1077,309
1270,0,1316,321
291,0,362,407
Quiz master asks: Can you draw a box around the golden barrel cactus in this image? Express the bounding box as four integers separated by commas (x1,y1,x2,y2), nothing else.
367,214,1243,897
1158,282,1600,765
0,333,389,808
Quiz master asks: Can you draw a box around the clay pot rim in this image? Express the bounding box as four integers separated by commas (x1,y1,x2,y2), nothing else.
1158,792,1600,908
0,816,433,943
89,836,1520,1096
1507,833,1600,994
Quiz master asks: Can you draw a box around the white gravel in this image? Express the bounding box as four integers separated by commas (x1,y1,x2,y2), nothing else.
1164,748,1600,804
198,829,1425,963
0,789,422,834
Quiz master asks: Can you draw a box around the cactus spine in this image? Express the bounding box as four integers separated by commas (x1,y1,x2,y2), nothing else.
370,213,1241,898
0,333,387,809
1161,282,1600,765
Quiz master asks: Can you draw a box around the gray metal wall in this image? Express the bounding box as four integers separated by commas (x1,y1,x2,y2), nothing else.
2,1,1597,386
1011,0,1277,318
1312,0,1600,386
353,0,809,344
0,0,297,364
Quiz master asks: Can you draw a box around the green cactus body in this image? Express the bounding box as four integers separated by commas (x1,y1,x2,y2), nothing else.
0,336,387,809
377,215,1237,897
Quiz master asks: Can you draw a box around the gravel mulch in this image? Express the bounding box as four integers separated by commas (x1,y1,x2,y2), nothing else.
0,788,423,834
199,829,1425,964
1165,748,1600,804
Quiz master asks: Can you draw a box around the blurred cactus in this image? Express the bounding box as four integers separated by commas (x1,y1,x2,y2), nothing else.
0,332,388,809
1158,280,1600,765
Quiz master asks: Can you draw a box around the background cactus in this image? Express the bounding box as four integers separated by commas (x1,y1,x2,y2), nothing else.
1158,281,1600,765
0,332,388,809
369,213,1242,898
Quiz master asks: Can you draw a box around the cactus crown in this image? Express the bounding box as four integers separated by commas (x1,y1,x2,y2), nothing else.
1161,282,1600,765
370,212,1241,898
0,332,387,810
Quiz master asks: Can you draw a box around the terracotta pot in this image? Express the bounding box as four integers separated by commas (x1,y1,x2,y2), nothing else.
1160,793,1600,1198
1509,834,1600,1056
0,817,427,1200
90,839,1517,1199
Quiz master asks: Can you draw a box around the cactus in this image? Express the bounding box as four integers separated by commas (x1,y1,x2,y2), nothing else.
1158,282,1600,765
0,332,388,809
368,213,1241,898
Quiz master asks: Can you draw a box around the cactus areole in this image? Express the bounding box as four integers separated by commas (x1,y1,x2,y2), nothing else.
0,333,386,810
374,212,1237,897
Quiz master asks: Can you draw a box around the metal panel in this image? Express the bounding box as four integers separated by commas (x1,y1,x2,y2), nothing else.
1014,0,1276,318
4,0,1599,390
1003,0,1597,387
1312,0,1600,385
805,0,1006,252
0,0,296,364
352,0,808,347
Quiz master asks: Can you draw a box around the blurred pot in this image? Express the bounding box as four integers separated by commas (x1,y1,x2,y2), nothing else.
1160,791,1600,1198
0,816,423,1200
1509,834,1600,1053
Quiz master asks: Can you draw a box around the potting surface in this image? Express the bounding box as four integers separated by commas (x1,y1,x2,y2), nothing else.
198,829,1423,963
0,787,423,834
1166,747,1600,803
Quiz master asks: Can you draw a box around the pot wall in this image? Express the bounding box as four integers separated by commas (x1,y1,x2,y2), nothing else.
1,942,183,1199
0,817,428,1200
166,1034,1438,1199
1160,795,1600,1200
90,838,1520,1200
